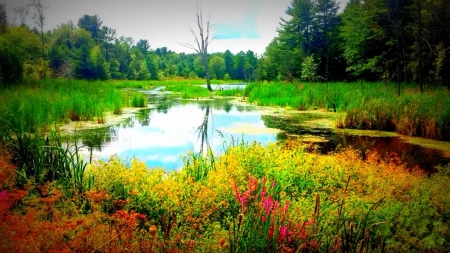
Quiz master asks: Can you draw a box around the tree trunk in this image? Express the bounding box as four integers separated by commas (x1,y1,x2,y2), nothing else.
203,52,212,91
418,0,423,92
396,0,401,96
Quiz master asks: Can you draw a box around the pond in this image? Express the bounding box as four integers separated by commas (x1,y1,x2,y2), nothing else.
73,96,281,170
71,89,450,172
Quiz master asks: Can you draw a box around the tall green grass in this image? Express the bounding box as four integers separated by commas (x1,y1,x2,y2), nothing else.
245,82,450,140
0,80,139,134
163,84,211,99
3,130,92,193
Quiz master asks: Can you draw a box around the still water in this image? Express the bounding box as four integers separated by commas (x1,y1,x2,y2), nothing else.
75,98,279,169
73,90,450,172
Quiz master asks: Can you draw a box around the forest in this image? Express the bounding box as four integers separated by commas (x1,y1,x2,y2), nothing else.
1,0,449,88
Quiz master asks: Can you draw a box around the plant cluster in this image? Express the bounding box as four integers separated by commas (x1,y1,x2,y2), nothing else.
0,136,449,252
0,79,149,134
246,82,450,140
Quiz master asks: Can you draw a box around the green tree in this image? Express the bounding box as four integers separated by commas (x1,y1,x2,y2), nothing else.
0,26,41,84
78,15,103,42
301,54,319,81
209,54,226,79
136,39,150,56
223,50,236,78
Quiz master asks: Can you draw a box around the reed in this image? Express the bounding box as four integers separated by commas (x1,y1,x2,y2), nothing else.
245,82,450,140
3,130,89,193
0,80,131,134
163,84,211,99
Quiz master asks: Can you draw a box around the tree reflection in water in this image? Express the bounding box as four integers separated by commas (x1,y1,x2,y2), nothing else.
196,105,211,155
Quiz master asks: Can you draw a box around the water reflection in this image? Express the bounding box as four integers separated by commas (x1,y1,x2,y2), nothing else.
71,92,450,172
196,105,211,154
262,114,450,172
75,98,277,169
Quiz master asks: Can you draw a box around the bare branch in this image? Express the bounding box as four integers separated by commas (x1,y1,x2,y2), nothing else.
178,3,214,91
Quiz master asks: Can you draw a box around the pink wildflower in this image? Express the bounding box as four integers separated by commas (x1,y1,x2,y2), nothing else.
261,187,266,199
278,226,288,242
271,180,276,189
233,181,240,201
264,197,273,215
273,200,279,212
299,219,314,239
0,190,7,199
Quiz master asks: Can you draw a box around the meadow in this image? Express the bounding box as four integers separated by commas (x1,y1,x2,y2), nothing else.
0,136,449,252
245,82,450,141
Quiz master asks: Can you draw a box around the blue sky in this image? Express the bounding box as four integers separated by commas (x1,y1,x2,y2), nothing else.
4,0,348,55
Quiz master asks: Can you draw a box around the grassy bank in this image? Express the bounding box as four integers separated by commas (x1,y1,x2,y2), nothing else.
163,84,245,99
109,78,243,89
0,80,147,134
245,82,450,140
0,136,449,252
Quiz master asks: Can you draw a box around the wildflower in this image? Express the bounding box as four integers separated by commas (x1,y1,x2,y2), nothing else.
149,225,157,237
264,197,274,217
261,187,266,199
0,190,6,199
299,219,314,239
278,226,288,242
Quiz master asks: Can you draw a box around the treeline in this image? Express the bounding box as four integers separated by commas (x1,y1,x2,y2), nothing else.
0,6,259,85
259,0,450,88
1,0,449,87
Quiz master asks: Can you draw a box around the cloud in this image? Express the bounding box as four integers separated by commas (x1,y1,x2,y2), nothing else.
213,0,261,40
214,15,260,39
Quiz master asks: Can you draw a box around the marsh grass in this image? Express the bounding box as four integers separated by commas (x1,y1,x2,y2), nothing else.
109,78,242,89
217,88,244,97
0,79,148,134
163,84,211,99
3,130,90,193
246,82,450,140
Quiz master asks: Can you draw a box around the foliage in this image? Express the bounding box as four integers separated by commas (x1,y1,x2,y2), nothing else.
0,138,449,252
0,80,130,134
246,82,450,140
301,54,319,82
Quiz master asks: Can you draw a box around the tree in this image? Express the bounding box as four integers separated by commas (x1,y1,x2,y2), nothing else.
223,50,236,78
0,3,6,34
0,26,40,84
301,54,319,82
78,15,103,42
136,39,150,56
209,54,225,79
180,4,215,91
14,6,29,27
28,0,48,78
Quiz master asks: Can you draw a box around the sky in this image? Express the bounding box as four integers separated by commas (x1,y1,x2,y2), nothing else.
3,0,349,55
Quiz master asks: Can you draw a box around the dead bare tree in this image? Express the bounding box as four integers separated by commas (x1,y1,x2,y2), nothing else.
14,6,29,27
180,4,215,92
0,3,6,34
28,0,47,59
